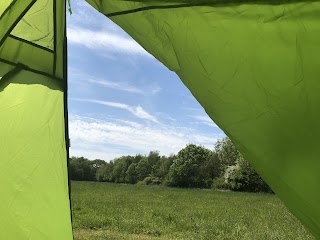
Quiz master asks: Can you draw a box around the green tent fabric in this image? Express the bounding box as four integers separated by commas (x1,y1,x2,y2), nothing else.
0,0,72,239
86,0,320,238
1,0,320,239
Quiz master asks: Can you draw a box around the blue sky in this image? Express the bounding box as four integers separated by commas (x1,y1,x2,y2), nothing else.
67,0,225,161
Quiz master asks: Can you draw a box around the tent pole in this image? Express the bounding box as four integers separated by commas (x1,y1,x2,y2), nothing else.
63,1,74,237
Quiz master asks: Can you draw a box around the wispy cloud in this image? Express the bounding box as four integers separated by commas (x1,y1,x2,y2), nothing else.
69,68,161,95
69,115,220,160
71,98,158,122
67,26,150,57
68,0,123,34
88,79,144,94
70,148,124,161
181,107,203,111
87,79,161,95
191,115,218,127
151,86,162,95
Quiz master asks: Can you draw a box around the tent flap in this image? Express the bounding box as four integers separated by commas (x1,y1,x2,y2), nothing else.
0,0,72,239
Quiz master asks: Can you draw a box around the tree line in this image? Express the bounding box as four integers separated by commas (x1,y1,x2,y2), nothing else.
68,137,272,193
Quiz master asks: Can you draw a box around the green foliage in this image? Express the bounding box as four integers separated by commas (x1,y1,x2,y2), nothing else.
110,156,134,183
166,144,218,188
152,155,176,180
96,161,114,182
67,0,72,15
137,176,153,185
69,138,271,193
139,176,162,185
71,182,314,240
226,156,272,193
213,137,271,193
212,176,228,190
147,150,161,167
215,137,240,169
135,157,152,181
125,163,138,184
69,157,106,181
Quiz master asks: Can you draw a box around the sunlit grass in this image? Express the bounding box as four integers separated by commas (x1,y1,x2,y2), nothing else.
71,181,314,240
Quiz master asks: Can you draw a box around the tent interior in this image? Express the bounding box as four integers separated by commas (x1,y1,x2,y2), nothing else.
0,0,320,239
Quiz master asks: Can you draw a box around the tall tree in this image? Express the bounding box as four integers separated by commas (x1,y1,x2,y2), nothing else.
135,157,152,181
215,137,240,169
96,161,114,182
167,144,215,188
110,156,134,183
125,163,138,184
68,157,95,181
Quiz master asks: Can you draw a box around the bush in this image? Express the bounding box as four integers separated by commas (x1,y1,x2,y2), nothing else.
137,176,153,185
137,176,163,186
225,157,272,193
212,177,228,190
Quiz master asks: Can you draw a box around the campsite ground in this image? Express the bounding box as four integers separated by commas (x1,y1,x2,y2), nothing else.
71,181,314,240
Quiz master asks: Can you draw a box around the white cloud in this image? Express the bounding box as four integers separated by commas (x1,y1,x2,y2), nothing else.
68,0,123,34
157,113,176,122
131,106,158,123
69,115,220,160
151,86,162,95
68,68,161,95
87,79,144,94
71,98,158,122
67,26,150,57
70,148,123,161
191,115,218,127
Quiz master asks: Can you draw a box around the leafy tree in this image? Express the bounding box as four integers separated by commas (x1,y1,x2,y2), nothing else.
214,137,271,193
96,161,114,182
215,137,240,169
110,156,134,183
133,154,144,163
69,140,271,193
68,157,95,181
125,163,138,184
166,144,216,188
91,159,106,170
153,155,176,180
135,157,152,181
198,151,222,186
226,156,272,193
148,151,161,166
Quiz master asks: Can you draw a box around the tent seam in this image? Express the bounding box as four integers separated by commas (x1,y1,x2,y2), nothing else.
8,34,54,53
0,58,64,84
0,0,36,48
0,0,17,21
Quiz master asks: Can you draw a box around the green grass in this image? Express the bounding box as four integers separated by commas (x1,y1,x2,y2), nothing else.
71,181,314,240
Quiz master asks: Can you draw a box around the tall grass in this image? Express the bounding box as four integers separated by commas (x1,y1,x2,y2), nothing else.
71,181,314,240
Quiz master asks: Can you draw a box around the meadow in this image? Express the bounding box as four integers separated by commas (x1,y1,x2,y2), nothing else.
71,181,314,240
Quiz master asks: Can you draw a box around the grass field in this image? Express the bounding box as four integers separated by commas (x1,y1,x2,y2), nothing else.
71,181,314,240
